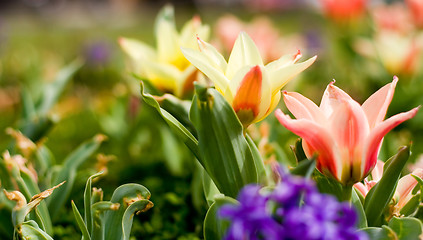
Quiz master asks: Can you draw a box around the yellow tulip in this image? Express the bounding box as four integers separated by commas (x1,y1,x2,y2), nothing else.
182,32,316,127
119,5,209,98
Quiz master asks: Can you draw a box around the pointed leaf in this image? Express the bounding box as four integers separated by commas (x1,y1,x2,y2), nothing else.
290,158,316,178
84,172,104,235
364,146,410,226
202,168,221,207
290,138,308,163
71,201,91,240
47,134,106,219
352,188,368,229
190,85,258,198
36,59,83,116
140,81,201,160
246,134,267,184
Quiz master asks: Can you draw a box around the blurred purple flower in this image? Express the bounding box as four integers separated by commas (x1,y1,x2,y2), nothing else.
83,41,111,66
219,174,368,240
219,185,283,240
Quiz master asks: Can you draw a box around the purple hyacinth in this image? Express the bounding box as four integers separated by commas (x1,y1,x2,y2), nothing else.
218,174,368,240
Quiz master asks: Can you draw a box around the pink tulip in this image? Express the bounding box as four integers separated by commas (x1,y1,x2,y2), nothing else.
354,161,423,215
406,0,423,28
275,78,419,185
320,0,367,22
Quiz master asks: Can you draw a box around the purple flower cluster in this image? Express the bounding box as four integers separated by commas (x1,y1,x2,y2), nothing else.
219,175,368,240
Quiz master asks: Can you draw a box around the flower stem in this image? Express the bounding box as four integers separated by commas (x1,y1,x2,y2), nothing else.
340,185,353,202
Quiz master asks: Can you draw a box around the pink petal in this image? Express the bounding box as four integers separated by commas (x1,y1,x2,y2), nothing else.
320,81,356,118
329,99,369,154
396,168,423,209
363,107,420,175
362,77,398,129
282,91,326,123
275,109,341,180
329,99,370,183
371,160,385,182
354,182,368,197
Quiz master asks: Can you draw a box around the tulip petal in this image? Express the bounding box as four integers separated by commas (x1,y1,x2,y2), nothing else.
266,50,303,71
362,77,398,128
329,99,370,184
196,37,228,73
320,82,357,118
231,66,263,124
275,109,341,180
181,48,228,91
354,182,368,197
142,60,181,92
255,90,281,123
179,16,210,49
282,91,325,123
226,32,264,80
363,107,420,175
267,56,317,95
155,5,181,64
118,37,157,61
371,160,385,182
396,169,423,209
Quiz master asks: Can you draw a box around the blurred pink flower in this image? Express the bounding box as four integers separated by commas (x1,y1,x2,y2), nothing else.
406,0,423,28
354,5,423,76
355,160,423,216
214,15,306,63
276,78,419,185
372,3,414,34
320,0,367,22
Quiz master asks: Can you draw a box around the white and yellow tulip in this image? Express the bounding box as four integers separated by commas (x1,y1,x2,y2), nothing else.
182,32,316,127
119,5,210,98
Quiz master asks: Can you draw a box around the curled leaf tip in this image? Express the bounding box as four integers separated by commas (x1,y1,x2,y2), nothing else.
111,203,120,210
3,190,27,209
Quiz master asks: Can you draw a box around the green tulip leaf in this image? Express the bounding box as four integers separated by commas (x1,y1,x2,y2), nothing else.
18,220,54,240
140,81,201,160
388,217,423,240
71,200,91,240
361,226,396,240
364,146,410,226
47,134,106,220
352,188,368,229
84,172,105,236
204,196,237,240
122,199,153,240
290,158,316,178
103,184,152,240
190,85,258,198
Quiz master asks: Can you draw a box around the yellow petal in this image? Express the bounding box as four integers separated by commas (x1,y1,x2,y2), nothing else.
226,32,264,80
267,55,316,95
180,16,210,49
155,5,181,65
118,37,156,61
181,48,228,91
